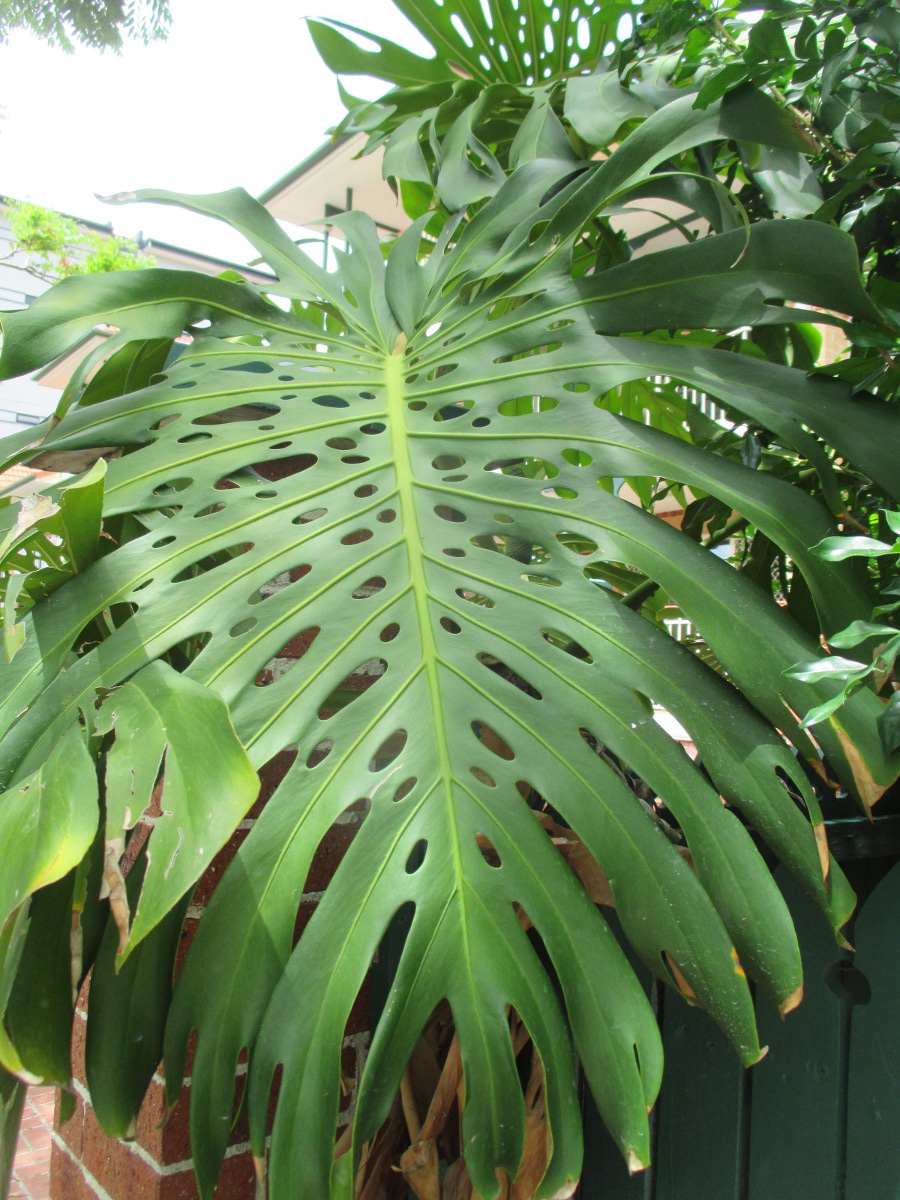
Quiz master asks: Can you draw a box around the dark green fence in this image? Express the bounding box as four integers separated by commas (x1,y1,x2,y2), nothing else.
579,818,900,1200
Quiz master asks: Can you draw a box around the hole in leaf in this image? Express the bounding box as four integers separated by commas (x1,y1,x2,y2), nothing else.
493,342,561,365
312,395,349,408
222,361,273,375
250,563,312,603
293,507,327,525
194,404,279,425
443,548,466,558
326,436,357,450
317,657,387,720
172,543,252,584
522,573,561,587
541,628,593,663
472,720,515,760
153,477,193,497
440,616,461,634
470,766,496,788
561,448,593,467
434,505,466,523
408,400,427,411
555,531,598,555
341,528,374,545
433,401,473,422
476,652,542,700
306,738,333,768
456,589,495,608
471,534,550,564
177,431,213,444
432,454,465,471
487,458,559,480
370,729,408,772
152,535,176,548
230,618,257,637
394,776,418,802
359,422,385,435
255,626,321,686
377,509,397,523
477,833,502,867
253,454,317,481
353,576,386,599
426,362,459,382
380,623,400,642
405,839,427,874
355,484,378,498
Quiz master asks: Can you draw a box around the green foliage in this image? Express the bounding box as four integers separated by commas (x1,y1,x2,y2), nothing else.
0,0,170,51
786,509,900,749
0,3,898,1199
5,200,154,282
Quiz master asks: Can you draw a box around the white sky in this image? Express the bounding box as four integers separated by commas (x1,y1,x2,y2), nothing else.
0,0,430,264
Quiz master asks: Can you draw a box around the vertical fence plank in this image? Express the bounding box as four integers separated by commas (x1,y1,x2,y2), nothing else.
845,860,900,1200
652,986,747,1200
747,870,847,1200
579,1083,650,1200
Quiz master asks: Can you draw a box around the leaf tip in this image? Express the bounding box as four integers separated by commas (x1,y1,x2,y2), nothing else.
779,984,804,1017
98,191,137,205
626,1150,646,1175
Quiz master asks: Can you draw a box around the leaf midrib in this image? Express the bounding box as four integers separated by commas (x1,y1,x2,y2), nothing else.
384,349,491,1082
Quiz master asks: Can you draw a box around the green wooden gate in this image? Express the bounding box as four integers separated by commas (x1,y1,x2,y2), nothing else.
578,817,900,1200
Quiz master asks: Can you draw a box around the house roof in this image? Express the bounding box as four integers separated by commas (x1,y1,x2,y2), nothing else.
259,134,410,237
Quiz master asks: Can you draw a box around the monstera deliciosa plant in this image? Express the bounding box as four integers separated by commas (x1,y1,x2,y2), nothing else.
1,2,899,1198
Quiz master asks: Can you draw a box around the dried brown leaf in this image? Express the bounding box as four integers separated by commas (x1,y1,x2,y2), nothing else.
536,813,614,907
444,1157,473,1200
419,1035,462,1143
833,724,889,815
99,838,129,955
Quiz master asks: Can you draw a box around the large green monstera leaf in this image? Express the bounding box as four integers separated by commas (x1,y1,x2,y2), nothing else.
0,160,896,1199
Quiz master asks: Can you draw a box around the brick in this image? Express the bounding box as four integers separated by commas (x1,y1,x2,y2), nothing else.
273,625,320,660
253,749,297,816
253,453,316,482
292,899,318,945
55,1090,86,1159
134,1079,190,1167
173,916,202,978
49,1144,96,1200
190,830,250,908
70,1010,88,1089
14,1148,50,1168
80,1098,160,1197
